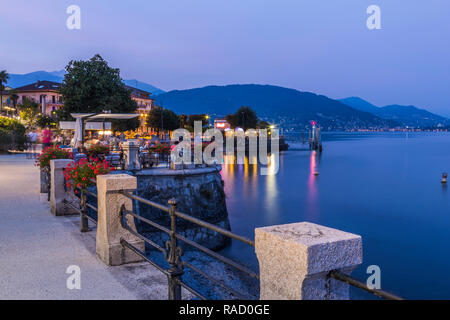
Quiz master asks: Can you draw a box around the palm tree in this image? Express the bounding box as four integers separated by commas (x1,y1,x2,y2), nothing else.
0,70,10,113
10,89,19,114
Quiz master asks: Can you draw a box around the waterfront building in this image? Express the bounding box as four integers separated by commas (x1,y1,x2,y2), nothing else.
126,85,154,133
1,86,14,112
10,81,153,132
0,90,9,108
214,118,231,131
14,81,63,116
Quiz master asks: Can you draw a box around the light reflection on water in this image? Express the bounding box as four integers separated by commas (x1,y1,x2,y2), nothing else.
307,150,319,221
219,132,450,299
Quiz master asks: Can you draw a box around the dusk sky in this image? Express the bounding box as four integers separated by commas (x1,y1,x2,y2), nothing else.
1,0,449,115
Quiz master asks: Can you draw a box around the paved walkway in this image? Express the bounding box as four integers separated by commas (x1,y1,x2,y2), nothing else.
0,154,169,300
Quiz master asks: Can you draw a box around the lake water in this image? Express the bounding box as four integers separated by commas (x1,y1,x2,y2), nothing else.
219,132,450,299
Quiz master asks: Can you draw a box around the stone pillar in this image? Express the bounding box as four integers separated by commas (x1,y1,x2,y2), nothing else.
96,174,144,266
123,141,141,171
50,159,79,216
255,222,362,300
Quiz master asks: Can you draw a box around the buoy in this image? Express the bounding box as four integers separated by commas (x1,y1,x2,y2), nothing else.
314,171,319,176
442,173,448,184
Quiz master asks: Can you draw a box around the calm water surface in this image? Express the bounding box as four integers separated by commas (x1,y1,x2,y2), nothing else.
219,132,450,299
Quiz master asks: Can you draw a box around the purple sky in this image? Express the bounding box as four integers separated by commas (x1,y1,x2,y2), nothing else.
1,0,449,115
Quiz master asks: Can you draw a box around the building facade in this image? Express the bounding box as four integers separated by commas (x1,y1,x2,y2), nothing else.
214,118,231,131
126,85,154,133
14,81,63,116
5,81,154,132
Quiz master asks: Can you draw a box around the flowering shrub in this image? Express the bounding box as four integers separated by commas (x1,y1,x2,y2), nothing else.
150,143,170,155
86,144,110,159
0,116,26,151
36,146,73,169
64,159,114,193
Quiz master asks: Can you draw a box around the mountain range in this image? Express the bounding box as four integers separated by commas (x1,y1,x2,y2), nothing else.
339,97,448,128
5,70,166,95
5,71,447,130
155,85,448,130
155,85,398,131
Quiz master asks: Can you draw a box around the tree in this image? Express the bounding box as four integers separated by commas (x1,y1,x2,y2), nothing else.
9,89,19,112
179,114,187,129
36,115,56,129
257,120,270,129
226,106,258,130
147,106,179,133
58,54,139,131
0,70,9,112
186,114,208,131
18,97,40,128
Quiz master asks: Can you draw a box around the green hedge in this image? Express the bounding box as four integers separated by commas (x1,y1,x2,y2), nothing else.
0,116,27,151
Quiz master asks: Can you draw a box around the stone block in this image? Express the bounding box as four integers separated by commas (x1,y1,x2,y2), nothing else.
96,174,144,266
255,222,362,300
50,159,79,216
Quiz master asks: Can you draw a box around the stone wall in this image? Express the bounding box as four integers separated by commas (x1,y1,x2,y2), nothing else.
134,167,231,251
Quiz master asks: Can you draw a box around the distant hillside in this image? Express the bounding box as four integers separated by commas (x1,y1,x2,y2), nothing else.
340,97,448,128
123,79,165,95
155,84,397,131
6,71,165,95
377,105,448,128
7,71,64,88
339,97,379,114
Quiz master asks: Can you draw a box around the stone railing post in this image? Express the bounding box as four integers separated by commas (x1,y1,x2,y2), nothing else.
123,141,141,171
50,159,78,216
255,222,362,300
96,174,144,266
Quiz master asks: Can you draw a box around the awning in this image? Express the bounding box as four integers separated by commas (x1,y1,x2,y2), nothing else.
70,113,95,119
87,113,139,120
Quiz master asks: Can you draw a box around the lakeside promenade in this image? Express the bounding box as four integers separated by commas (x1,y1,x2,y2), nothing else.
0,154,168,300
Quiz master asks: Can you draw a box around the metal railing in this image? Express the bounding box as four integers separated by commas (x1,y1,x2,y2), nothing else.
56,165,404,300
328,270,403,300
45,168,51,201
119,191,258,300
118,190,404,300
63,177,98,232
